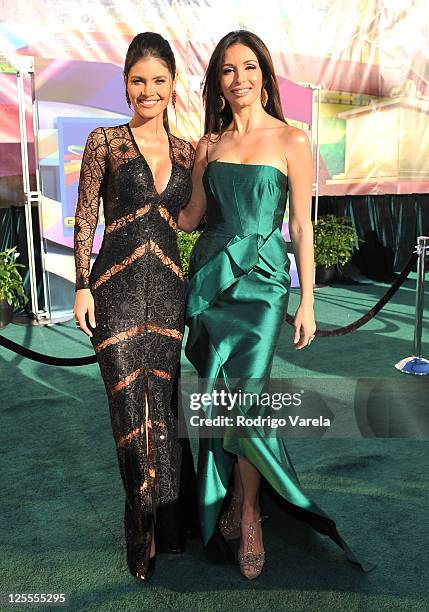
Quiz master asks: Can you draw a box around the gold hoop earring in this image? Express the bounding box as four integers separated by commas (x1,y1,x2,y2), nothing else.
261,88,268,107
218,94,226,112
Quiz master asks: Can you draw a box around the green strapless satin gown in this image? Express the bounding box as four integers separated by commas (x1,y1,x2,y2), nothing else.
185,161,375,573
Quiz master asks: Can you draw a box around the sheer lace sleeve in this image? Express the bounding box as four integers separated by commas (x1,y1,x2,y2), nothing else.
188,142,196,171
73,127,108,291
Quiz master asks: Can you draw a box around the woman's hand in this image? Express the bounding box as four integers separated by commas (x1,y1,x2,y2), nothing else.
293,303,316,350
73,288,96,337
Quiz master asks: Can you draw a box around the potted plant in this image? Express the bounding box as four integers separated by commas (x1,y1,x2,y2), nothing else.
313,214,359,285
0,247,29,328
177,230,201,278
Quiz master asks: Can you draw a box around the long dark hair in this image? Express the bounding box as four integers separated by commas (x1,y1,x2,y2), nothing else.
124,32,176,132
203,30,287,140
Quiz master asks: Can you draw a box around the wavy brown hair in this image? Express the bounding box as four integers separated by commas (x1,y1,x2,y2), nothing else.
124,32,176,132
202,30,287,141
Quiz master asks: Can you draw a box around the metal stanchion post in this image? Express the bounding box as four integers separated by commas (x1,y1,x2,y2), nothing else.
395,236,429,375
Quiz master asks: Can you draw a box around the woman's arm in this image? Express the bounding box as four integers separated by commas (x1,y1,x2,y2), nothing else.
73,127,108,337
178,136,208,232
284,127,316,349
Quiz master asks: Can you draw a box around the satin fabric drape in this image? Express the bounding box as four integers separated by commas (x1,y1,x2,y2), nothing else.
185,162,375,573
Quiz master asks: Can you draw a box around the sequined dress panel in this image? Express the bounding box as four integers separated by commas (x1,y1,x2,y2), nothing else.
73,123,195,579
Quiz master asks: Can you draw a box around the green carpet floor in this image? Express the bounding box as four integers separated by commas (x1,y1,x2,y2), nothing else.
1,275,428,611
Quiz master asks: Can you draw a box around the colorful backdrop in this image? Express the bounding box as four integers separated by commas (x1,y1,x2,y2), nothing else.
2,0,429,198
1,1,429,306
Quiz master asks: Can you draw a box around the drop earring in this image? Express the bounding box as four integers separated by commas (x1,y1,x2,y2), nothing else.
218,93,226,112
172,90,178,126
261,88,268,107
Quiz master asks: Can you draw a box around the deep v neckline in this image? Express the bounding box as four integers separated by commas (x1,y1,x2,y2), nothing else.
127,123,175,198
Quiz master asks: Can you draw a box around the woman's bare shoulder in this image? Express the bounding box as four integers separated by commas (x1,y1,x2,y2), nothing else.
280,125,312,169
195,132,224,163
281,124,311,148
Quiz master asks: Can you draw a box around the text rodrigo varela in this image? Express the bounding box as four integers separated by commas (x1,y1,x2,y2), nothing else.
187,390,331,429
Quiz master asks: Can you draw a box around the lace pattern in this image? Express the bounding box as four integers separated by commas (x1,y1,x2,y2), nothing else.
73,123,195,580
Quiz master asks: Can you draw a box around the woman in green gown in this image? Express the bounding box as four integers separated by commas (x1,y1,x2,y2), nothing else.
179,30,375,579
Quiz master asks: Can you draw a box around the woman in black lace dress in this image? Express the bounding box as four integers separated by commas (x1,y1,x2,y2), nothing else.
73,33,196,581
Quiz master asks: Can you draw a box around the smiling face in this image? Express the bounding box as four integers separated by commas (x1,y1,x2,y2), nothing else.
126,56,174,120
219,43,264,110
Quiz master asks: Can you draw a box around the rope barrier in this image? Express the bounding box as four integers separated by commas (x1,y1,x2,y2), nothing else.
0,250,418,365
0,335,97,366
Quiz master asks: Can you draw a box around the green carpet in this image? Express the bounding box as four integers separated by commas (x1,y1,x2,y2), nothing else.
1,275,428,611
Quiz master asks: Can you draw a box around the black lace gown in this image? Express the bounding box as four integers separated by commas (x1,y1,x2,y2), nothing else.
73,123,197,580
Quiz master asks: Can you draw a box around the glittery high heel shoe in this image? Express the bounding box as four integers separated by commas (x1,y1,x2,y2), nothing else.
219,493,242,540
132,526,156,582
133,554,156,582
238,516,268,580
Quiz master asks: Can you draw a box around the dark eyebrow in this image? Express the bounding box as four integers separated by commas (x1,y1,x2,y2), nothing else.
222,60,258,67
129,74,168,79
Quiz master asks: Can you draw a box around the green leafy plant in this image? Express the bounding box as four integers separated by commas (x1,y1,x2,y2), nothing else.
0,247,29,308
177,230,201,277
313,214,359,267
